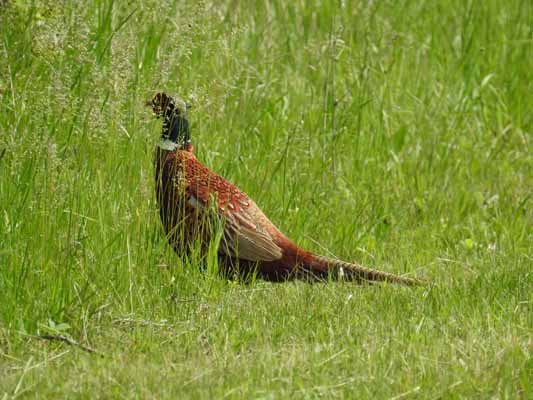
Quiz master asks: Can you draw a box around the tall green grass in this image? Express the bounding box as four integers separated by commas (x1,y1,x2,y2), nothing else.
1,0,531,397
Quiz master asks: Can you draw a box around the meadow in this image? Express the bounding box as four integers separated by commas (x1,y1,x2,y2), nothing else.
0,0,531,398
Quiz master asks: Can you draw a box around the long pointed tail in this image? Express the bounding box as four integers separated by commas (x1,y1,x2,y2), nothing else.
303,253,423,286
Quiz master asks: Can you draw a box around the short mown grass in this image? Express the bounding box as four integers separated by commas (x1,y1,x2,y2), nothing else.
1,0,531,398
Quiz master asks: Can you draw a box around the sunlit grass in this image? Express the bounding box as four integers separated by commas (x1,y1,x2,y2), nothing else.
0,0,531,398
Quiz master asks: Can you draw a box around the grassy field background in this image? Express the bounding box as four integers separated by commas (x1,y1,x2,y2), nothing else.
1,0,531,398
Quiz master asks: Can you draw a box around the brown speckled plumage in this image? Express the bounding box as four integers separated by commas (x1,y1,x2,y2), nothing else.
149,92,421,285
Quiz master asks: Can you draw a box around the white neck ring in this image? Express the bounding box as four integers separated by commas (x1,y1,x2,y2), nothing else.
158,138,179,151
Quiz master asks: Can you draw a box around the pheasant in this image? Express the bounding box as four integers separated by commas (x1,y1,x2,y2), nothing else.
147,92,420,285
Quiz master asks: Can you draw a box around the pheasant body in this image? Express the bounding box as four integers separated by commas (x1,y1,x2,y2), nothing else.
149,92,420,285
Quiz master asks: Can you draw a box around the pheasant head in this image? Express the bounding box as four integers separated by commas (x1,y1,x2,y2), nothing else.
147,92,191,150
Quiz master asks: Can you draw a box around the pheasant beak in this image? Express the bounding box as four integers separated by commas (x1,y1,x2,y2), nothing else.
146,99,162,118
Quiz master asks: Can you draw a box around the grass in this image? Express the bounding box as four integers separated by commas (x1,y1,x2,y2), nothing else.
0,0,531,398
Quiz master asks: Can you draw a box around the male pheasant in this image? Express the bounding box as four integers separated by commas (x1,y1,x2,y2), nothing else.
148,92,420,285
